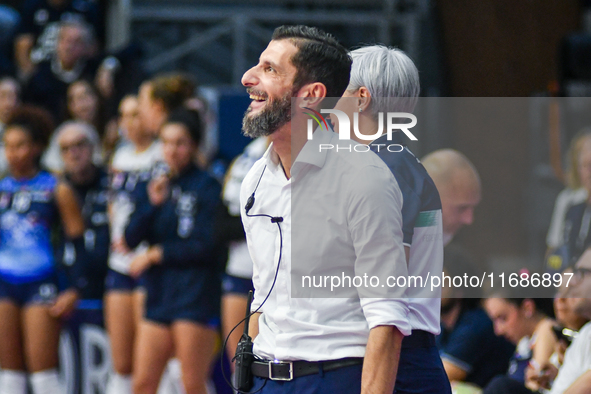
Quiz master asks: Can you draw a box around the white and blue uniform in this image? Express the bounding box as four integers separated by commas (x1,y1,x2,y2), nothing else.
222,137,267,295
0,171,59,304
105,141,162,291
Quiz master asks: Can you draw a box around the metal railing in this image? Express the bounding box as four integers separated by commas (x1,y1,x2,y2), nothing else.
119,0,428,85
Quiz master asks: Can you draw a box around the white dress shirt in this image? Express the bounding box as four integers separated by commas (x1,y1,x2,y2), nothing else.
108,141,163,274
240,128,410,362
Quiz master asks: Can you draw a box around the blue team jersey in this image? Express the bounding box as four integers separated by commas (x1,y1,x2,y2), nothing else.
0,171,58,283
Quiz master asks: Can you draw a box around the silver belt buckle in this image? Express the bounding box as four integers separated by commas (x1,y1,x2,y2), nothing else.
269,360,293,381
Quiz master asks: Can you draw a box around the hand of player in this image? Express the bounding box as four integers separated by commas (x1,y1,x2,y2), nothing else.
526,362,557,391
129,246,163,278
49,289,79,319
148,176,169,206
111,237,130,254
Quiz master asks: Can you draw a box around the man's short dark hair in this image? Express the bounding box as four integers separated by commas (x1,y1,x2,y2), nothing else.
272,25,352,98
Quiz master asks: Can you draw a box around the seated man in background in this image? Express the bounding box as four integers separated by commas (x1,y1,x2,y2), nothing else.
423,149,514,388
422,149,481,246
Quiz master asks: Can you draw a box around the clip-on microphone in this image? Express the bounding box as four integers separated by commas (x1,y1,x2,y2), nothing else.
234,290,254,392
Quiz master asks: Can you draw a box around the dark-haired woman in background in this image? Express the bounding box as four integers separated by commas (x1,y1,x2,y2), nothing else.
125,109,222,394
66,80,103,132
137,73,196,137
483,295,557,394
0,106,86,394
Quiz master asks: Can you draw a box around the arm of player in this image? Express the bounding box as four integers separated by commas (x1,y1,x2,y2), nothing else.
53,181,87,317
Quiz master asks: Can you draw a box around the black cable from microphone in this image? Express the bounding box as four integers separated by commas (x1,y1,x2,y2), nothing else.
221,165,284,393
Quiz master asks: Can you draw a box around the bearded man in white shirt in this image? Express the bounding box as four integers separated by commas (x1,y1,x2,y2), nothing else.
238,25,411,394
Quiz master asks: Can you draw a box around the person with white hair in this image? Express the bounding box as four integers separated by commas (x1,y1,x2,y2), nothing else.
56,120,109,301
332,44,451,393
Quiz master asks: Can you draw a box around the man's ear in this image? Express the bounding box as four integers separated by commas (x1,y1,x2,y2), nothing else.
358,86,371,112
521,299,535,318
296,82,327,109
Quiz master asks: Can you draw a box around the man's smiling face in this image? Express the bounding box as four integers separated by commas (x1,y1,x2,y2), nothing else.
241,39,300,138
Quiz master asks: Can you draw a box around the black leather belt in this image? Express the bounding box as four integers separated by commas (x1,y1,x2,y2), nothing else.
251,357,363,381
401,329,436,349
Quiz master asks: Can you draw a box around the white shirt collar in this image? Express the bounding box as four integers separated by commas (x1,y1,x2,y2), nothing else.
293,126,330,170
262,126,332,181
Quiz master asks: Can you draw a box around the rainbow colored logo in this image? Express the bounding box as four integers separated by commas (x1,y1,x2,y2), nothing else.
303,107,329,131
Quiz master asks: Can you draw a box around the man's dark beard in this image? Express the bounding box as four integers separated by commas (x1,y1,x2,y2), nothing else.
242,90,293,138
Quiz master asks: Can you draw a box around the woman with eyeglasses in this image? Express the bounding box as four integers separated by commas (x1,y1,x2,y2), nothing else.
0,106,86,394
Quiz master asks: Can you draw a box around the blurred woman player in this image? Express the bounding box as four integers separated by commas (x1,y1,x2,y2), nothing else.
0,106,86,394
105,74,196,394
104,95,161,394
125,109,222,394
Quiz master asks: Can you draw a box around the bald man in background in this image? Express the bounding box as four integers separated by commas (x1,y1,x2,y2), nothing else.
422,150,513,389
422,149,482,245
